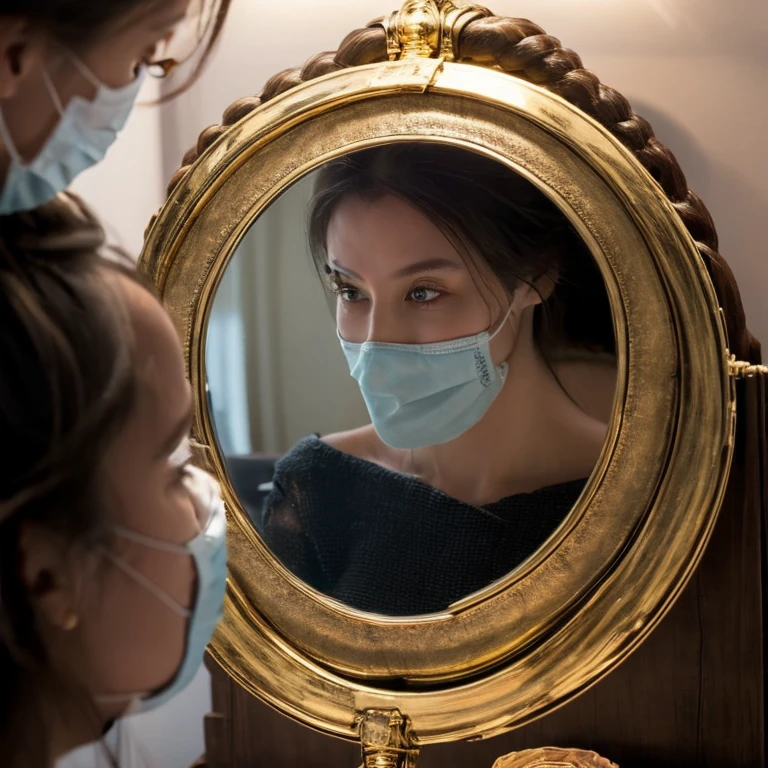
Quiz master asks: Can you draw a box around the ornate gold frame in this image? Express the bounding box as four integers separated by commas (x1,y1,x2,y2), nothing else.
139,6,734,756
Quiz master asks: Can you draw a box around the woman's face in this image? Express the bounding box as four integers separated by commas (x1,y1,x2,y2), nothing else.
0,0,191,166
327,193,541,360
25,273,204,720
66,0,192,88
88,275,201,712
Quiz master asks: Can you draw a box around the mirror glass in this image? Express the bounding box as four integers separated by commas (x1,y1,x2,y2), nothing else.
206,142,616,617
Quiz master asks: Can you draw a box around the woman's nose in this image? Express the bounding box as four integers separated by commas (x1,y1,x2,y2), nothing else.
367,302,409,344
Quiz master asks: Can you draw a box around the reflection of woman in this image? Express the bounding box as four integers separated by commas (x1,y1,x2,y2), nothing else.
262,143,616,615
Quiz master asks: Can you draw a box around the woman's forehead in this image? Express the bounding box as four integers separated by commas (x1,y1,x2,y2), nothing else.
328,195,465,271
118,278,189,437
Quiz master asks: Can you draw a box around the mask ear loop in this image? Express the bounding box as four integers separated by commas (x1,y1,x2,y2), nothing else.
0,68,63,169
40,68,66,116
95,692,146,713
62,47,147,92
488,302,516,341
111,526,191,555
485,302,517,382
101,549,192,618
101,527,194,619
92,541,192,714
0,108,22,165
62,51,104,90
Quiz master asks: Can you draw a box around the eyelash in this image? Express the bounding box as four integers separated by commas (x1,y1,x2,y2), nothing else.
169,437,194,482
329,280,445,307
175,463,194,483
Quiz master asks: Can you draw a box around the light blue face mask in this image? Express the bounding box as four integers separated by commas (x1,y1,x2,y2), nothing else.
339,305,514,450
97,465,227,716
0,52,145,215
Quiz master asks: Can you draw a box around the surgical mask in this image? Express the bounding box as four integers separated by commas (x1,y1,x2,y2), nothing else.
339,306,514,450
0,52,145,215
97,465,227,716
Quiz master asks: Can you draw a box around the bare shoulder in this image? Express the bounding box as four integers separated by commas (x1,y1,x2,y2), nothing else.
321,425,405,471
552,354,617,424
321,425,379,460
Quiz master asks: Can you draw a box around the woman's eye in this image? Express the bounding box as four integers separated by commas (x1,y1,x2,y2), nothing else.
141,41,161,66
409,287,441,303
176,465,194,485
333,284,366,303
169,436,193,482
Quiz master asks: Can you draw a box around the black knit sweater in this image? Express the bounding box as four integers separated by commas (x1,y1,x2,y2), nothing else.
258,436,585,616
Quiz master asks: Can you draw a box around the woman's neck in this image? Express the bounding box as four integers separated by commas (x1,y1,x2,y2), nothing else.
46,682,115,766
407,317,608,505
50,710,102,764
3,685,101,767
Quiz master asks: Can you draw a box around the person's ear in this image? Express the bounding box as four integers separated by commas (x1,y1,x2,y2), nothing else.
18,521,82,633
508,270,558,312
0,20,46,100
533,270,558,303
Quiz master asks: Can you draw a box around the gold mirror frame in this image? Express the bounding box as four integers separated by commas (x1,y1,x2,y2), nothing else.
140,50,734,746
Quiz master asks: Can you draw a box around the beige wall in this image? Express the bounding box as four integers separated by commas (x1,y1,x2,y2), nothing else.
71,78,165,256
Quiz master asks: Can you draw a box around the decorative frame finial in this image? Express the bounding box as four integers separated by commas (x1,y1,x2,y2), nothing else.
371,0,490,61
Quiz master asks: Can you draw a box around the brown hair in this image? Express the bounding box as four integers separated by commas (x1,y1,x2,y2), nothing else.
166,16,756,361
307,142,614,354
0,194,145,765
0,0,231,96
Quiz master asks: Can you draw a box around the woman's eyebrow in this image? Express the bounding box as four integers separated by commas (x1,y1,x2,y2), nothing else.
391,258,462,279
329,261,360,279
152,12,188,32
155,408,193,460
329,258,461,280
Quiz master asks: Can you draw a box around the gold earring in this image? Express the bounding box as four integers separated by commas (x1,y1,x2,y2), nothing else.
61,611,79,631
